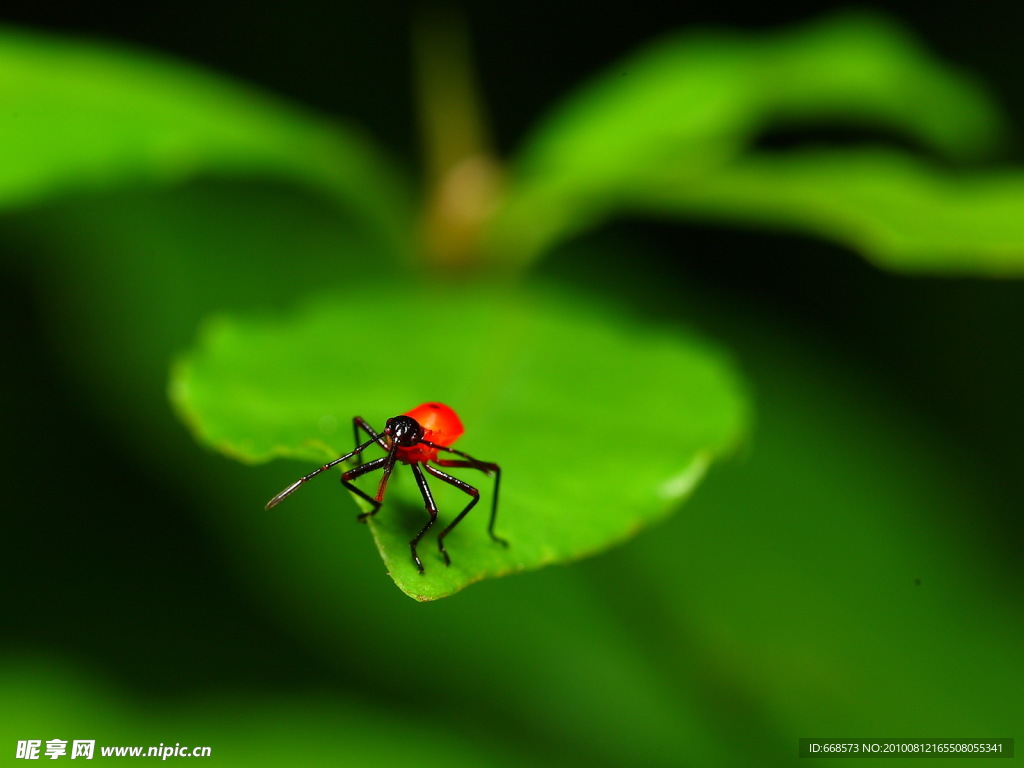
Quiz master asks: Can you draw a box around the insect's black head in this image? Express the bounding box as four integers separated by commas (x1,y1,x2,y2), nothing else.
385,415,425,446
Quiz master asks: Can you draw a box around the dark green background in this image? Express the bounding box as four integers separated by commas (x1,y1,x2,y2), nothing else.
2,2,1021,765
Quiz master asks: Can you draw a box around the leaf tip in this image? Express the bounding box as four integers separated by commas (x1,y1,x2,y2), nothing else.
658,451,711,501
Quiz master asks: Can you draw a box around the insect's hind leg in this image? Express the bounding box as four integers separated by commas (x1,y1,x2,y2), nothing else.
434,458,507,548
423,464,485,567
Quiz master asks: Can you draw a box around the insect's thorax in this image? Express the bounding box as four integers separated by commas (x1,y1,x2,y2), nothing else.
396,424,457,464
395,440,439,465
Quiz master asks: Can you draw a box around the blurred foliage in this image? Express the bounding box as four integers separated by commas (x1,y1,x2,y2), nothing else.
0,26,412,256
488,12,1024,272
636,147,1024,275
2,8,1022,767
1,660,514,765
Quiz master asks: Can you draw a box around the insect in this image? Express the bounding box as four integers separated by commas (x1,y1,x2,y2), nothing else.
266,402,506,573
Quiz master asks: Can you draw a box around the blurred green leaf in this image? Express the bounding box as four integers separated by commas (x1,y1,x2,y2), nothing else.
0,26,412,255
486,12,1003,265
635,147,1024,275
170,282,749,600
0,661,517,767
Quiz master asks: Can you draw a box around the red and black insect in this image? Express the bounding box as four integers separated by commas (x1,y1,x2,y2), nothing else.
266,402,506,573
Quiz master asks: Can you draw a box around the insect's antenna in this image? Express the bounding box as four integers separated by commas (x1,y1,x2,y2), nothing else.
266,436,381,510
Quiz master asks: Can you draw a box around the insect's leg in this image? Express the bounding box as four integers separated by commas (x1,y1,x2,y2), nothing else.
434,454,506,548
351,416,387,465
423,464,484,567
341,456,388,521
408,463,438,574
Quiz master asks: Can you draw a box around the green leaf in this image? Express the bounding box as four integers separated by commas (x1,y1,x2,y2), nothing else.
0,26,412,255
635,147,1024,275
170,281,749,600
1,660,518,767
486,12,1002,265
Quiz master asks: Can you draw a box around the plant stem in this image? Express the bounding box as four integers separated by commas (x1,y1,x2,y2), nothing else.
413,7,502,271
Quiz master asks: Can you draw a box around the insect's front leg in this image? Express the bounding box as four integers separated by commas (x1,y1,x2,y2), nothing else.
351,416,387,465
341,456,388,521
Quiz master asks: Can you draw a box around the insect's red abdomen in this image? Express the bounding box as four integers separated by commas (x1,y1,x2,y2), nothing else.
398,402,464,463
